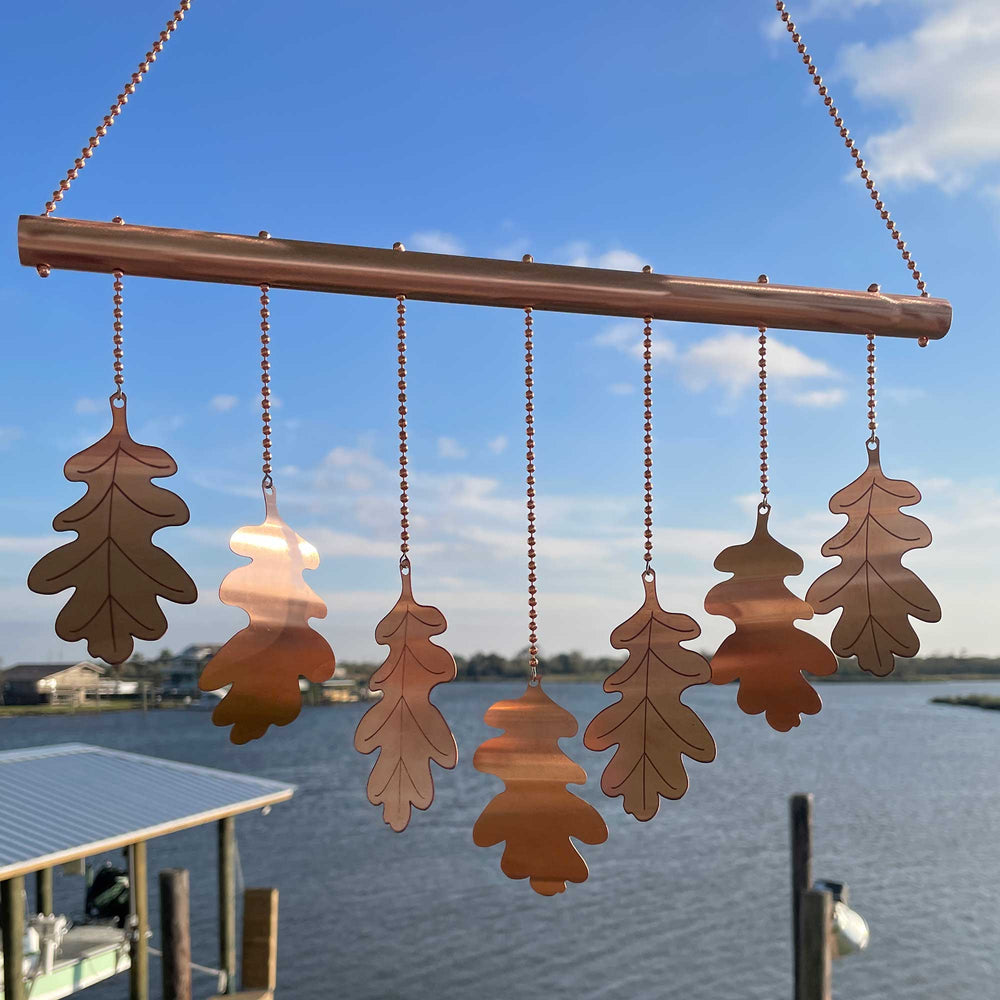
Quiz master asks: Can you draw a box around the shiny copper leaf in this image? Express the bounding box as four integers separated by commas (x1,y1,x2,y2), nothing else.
27,395,196,664
354,564,458,832
473,681,608,896
584,570,715,820
806,439,941,676
705,507,837,731
199,485,335,744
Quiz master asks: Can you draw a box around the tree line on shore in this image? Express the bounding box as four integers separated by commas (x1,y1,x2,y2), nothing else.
117,649,1000,683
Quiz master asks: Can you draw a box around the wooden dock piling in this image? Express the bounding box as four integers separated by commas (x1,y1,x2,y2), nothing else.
219,817,238,994
128,841,149,1000
789,793,813,999
799,888,833,1000
35,866,53,915
159,868,192,1000
1,876,26,1000
242,888,279,994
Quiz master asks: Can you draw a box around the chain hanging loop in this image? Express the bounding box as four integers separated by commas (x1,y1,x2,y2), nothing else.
524,306,539,683
757,275,770,512
866,332,878,445
42,1,195,217
396,293,410,567
774,2,930,313
259,284,273,490
112,271,125,398
642,316,654,574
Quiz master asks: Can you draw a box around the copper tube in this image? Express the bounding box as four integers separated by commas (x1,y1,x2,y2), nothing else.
17,215,951,340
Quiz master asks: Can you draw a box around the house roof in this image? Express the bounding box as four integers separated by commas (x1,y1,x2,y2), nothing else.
174,644,223,660
0,743,295,879
2,662,105,683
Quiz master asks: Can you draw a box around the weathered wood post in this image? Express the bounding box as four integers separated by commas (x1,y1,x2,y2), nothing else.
128,841,149,1000
242,888,279,994
218,817,237,994
159,868,192,1000
790,792,813,999
36,866,54,915
799,887,833,1000
1,876,27,1000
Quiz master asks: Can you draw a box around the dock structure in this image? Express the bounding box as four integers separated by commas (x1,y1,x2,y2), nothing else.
0,744,294,1000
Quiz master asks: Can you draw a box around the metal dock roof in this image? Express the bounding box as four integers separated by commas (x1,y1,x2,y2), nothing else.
0,743,294,880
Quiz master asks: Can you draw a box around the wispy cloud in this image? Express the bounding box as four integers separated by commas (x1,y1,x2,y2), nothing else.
487,435,508,455
74,398,103,415
210,394,239,412
409,231,464,255
557,241,646,271
791,388,847,408
0,536,51,553
437,436,468,459
595,325,840,402
837,1,1000,193
0,427,23,449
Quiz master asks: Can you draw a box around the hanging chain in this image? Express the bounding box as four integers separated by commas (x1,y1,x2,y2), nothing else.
397,295,410,564
112,271,125,397
774,2,930,319
42,2,194,216
642,317,654,572
259,285,272,489
757,276,770,509
524,307,539,682
758,326,770,509
866,333,877,442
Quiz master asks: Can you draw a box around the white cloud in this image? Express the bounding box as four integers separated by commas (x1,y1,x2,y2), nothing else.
487,435,508,455
681,332,836,393
301,528,416,560
880,385,926,404
409,230,464,255
210,394,239,412
557,241,646,271
608,383,635,396
597,326,839,401
74,398,103,414
763,0,888,39
837,1,1000,192
0,427,23,449
593,320,675,360
437,436,468,460
792,388,847,408
0,536,53,553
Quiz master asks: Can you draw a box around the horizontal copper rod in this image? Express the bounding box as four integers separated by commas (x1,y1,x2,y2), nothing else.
17,215,951,340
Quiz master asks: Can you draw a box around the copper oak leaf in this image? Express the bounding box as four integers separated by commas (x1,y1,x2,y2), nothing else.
705,507,836,732
473,682,608,896
27,395,196,664
354,564,458,832
806,439,941,676
199,485,335,744
584,570,715,820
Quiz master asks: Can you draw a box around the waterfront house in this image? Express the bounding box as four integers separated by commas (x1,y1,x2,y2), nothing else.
0,662,106,706
165,643,222,695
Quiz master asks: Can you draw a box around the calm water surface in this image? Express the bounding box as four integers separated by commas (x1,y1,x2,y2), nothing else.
1,681,997,1000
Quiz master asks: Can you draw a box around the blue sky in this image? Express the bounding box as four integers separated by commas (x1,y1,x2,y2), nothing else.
2,0,998,665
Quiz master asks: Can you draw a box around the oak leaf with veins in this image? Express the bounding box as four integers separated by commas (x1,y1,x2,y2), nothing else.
584,570,715,821
354,564,458,832
806,439,940,676
199,486,335,744
27,396,196,664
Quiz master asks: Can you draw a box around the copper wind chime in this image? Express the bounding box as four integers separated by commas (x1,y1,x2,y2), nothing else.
23,0,947,893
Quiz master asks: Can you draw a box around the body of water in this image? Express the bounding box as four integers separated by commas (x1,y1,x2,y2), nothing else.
1,680,997,999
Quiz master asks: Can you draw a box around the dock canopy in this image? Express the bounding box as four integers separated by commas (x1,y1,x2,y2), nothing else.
0,743,294,880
